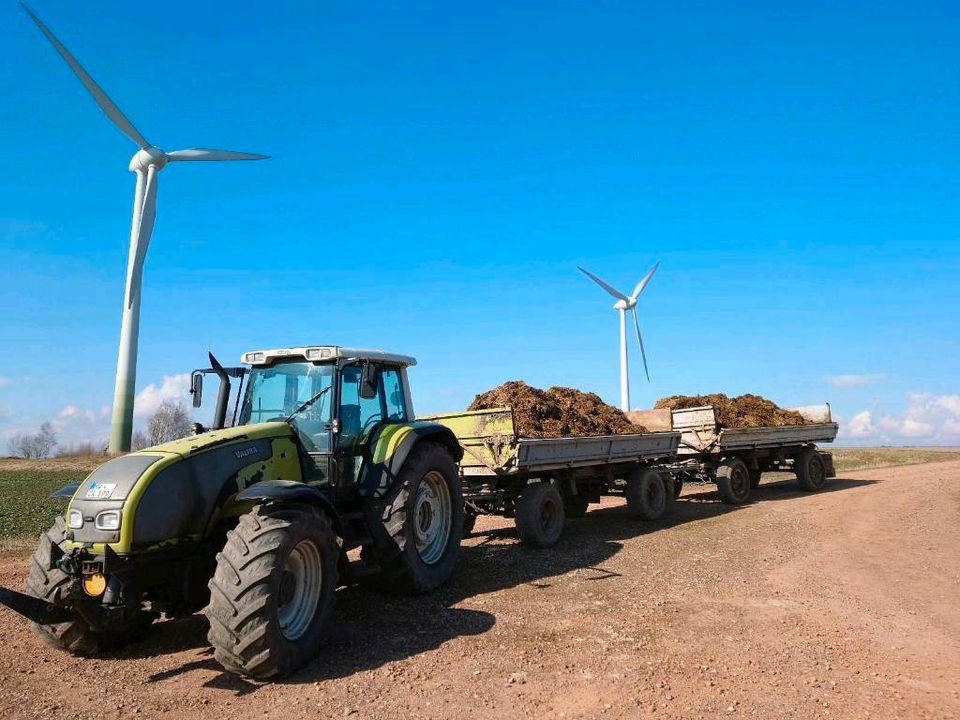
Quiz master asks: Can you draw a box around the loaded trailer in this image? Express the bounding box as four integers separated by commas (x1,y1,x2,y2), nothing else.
422,408,681,547
633,403,840,505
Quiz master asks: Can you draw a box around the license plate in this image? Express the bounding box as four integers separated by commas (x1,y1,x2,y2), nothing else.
85,482,116,499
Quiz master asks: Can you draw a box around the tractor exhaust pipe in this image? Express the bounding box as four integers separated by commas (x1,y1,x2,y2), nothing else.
209,352,231,430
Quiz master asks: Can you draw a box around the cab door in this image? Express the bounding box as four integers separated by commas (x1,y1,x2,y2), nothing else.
334,362,387,490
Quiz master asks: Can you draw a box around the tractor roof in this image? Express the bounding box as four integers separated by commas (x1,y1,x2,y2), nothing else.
241,346,417,367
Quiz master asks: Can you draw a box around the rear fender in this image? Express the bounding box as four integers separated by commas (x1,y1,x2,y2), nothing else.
236,480,342,532
359,422,463,498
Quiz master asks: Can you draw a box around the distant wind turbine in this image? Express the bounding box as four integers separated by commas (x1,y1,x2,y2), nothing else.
578,262,660,411
20,3,269,452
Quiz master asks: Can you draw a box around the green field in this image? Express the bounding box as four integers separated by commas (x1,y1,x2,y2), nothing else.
0,448,958,546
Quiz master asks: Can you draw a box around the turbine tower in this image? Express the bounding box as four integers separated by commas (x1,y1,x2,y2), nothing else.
579,262,660,411
21,4,268,452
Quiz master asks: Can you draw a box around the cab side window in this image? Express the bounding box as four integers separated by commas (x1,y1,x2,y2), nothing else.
382,368,407,422
338,363,385,448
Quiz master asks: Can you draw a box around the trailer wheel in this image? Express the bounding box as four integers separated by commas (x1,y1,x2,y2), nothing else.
515,482,565,548
24,516,153,655
563,495,589,519
795,447,828,491
716,458,752,505
365,442,463,594
206,503,339,679
625,467,669,520
671,478,684,499
462,509,478,538
749,469,763,489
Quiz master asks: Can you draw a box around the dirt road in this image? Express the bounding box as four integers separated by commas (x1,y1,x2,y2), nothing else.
1,461,958,720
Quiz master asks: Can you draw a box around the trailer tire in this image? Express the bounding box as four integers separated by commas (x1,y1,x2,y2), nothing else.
671,478,684,499
625,467,669,520
795,447,828,492
749,469,763,489
366,442,463,594
24,516,154,655
716,458,752,505
206,504,339,679
515,482,565,548
563,495,589,519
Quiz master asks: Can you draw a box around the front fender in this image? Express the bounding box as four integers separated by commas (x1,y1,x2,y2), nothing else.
236,480,342,532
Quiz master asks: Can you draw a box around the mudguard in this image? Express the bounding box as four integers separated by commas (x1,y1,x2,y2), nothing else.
359,421,463,498
236,479,342,531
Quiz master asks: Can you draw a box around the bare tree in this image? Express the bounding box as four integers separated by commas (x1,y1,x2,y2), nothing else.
7,421,58,459
147,400,193,446
131,430,150,451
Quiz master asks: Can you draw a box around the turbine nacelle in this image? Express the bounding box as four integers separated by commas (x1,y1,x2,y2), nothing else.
613,298,636,311
129,146,167,173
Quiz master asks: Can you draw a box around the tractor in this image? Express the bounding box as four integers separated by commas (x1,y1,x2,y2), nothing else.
0,346,464,678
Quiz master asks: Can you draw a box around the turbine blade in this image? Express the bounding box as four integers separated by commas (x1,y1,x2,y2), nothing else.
166,148,270,162
631,307,650,382
127,167,158,307
20,3,149,149
578,267,628,301
630,261,661,300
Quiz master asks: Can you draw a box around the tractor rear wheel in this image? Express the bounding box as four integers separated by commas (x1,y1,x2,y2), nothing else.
625,467,669,520
206,504,339,679
364,442,463,594
25,516,152,655
515,482,565,547
716,458,752,505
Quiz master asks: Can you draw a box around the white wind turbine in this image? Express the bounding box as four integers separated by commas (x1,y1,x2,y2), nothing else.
578,262,660,412
21,3,268,452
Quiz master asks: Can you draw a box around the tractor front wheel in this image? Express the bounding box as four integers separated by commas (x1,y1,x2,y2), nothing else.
25,516,153,655
206,504,338,679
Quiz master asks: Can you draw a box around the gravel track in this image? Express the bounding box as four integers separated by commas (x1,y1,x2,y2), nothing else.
1,460,958,720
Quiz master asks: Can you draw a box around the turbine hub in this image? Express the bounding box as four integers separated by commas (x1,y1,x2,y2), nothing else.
129,146,167,173
614,298,636,310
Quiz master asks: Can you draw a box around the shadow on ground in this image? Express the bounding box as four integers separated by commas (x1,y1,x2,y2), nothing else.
134,473,872,691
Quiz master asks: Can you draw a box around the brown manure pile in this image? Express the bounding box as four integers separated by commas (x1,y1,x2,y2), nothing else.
468,381,642,438
654,393,810,428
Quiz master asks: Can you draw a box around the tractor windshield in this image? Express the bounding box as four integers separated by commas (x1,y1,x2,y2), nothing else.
238,360,335,452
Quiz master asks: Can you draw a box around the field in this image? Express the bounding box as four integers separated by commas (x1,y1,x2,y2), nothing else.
0,450,958,720
1,448,959,546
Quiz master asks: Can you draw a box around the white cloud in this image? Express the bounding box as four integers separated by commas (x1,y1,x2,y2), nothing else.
133,373,192,419
846,392,960,443
0,377,11,388
825,374,885,388
845,410,874,439
58,404,78,418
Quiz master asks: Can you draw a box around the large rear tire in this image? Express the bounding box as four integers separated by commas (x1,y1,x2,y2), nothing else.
515,482,565,548
795,447,828,491
206,504,339,679
365,442,463,594
24,516,152,655
716,458,752,505
625,467,669,520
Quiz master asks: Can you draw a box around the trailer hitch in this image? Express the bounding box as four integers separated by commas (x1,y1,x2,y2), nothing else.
0,585,74,625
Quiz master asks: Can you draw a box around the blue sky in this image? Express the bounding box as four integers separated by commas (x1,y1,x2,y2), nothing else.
1,0,958,448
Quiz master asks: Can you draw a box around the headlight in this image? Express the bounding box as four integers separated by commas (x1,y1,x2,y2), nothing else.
94,510,121,531
68,510,83,529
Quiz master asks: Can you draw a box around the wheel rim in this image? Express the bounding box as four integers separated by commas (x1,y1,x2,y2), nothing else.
731,466,749,500
277,539,323,641
809,456,825,487
414,470,452,565
645,476,665,513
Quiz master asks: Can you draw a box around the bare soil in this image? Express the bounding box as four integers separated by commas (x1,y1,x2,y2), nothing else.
1,460,959,720
468,381,640,437
654,393,811,427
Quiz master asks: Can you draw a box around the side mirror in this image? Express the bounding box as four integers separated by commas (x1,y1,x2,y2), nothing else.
359,363,380,400
190,372,203,408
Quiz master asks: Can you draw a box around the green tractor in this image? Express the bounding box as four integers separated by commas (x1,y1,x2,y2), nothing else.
0,346,464,678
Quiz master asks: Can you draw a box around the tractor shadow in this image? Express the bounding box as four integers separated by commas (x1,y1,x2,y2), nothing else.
143,473,872,690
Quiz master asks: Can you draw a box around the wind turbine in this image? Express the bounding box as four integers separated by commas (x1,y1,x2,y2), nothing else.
578,262,660,412
20,3,268,453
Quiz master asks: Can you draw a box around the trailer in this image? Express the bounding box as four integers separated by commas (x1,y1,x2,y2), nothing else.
634,403,839,505
421,408,681,547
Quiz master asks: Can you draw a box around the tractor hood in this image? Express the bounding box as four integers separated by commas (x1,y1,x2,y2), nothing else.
66,422,302,554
